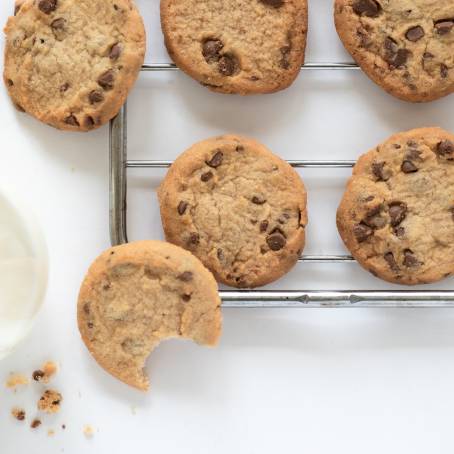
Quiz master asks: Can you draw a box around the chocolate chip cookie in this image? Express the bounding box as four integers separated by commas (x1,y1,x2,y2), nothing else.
337,127,454,285
158,135,308,288
334,0,454,102
160,0,308,94
4,0,146,131
78,241,222,391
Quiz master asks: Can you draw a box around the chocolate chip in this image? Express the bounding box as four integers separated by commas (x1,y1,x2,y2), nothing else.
436,140,454,159
38,0,57,14
188,233,200,246
218,54,239,76
31,419,41,429
352,0,381,17
89,90,104,104
384,37,398,54
384,252,399,272
64,114,79,126
202,39,223,63
423,52,434,59
109,43,122,60
260,220,269,233
178,201,188,215
401,160,418,173
6,79,13,87
441,64,449,79
85,116,95,128
178,271,193,282
266,232,286,251
181,294,191,302
388,202,407,226
14,3,21,14
403,249,420,268
372,161,391,181
280,45,291,69
252,196,267,205
384,37,411,68
435,20,454,35
405,26,424,42
217,248,224,261
201,171,213,182
236,145,244,152
87,322,94,328
278,213,291,224
364,207,387,229
259,0,284,7
206,150,223,168
51,17,65,33
83,303,90,314
353,222,373,242
394,226,405,237
60,82,69,93
98,70,115,90
32,370,45,382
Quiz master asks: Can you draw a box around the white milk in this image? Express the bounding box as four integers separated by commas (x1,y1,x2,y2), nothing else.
0,191,47,359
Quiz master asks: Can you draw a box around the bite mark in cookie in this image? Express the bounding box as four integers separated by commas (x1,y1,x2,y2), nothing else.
77,241,222,391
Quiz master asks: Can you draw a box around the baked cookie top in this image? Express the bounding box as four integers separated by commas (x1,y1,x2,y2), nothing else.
158,135,308,288
78,241,222,391
337,127,454,285
4,0,145,131
161,0,308,94
334,0,454,102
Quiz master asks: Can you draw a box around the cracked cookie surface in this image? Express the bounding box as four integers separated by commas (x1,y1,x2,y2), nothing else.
161,0,308,94
4,0,145,131
78,241,222,391
334,0,454,102
337,127,454,285
158,135,308,288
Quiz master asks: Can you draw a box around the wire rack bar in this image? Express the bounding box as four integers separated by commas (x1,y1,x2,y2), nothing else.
109,62,454,306
220,291,454,308
141,62,361,72
126,160,355,168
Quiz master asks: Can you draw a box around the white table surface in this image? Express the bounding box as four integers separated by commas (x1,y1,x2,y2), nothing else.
2,1,454,453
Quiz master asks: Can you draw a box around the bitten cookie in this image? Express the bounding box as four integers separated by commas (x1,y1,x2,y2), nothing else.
337,127,454,285
334,0,454,102
160,0,308,94
78,241,222,391
158,135,308,288
4,0,146,131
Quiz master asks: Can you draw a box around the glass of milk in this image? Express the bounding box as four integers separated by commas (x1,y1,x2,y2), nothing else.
0,187,48,360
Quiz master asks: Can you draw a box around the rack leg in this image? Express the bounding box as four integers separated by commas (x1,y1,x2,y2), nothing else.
109,104,128,246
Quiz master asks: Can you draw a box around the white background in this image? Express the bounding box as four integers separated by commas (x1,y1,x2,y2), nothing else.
2,1,454,453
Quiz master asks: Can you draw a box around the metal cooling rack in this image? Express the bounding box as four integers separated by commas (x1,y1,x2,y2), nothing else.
109,62,454,308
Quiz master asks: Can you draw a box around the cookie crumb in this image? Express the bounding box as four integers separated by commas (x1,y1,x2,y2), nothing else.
83,425,94,438
48,429,55,437
11,407,26,421
6,373,29,389
33,361,58,383
31,418,42,429
38,389,63,414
